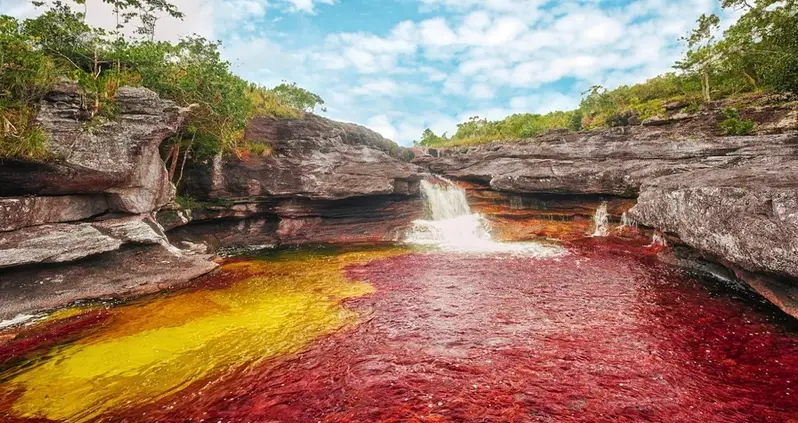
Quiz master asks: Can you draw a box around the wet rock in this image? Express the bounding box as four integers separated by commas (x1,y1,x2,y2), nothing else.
417,120,798,310
0,195,108,232
0,245,218,320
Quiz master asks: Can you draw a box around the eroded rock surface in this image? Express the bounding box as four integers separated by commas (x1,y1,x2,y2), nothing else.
0,215,171,269
0,245,218,320
173,114,424,247
183,114,422,201
0,83,216,318
0,81,185,214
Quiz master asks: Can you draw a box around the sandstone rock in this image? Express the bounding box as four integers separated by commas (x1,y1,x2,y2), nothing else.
0,82,184,215
0,215,170,269
0,224,123,268
417,123,798,302
0,244,218,320
629,161,798,280
0,195,108,232
183,114,423,201
167,196,422,249
642,112,696,126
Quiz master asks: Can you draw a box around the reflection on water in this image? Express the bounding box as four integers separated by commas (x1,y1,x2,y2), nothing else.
0,242,797,423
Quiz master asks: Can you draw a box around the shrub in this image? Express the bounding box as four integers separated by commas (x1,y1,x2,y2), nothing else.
175,194,201,209
719,108,755,136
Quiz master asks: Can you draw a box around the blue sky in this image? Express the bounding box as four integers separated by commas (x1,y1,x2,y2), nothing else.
3,0,733,145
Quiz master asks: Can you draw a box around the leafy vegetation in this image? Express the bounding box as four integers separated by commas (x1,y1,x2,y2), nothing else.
719,107,755,135
0,0,324,166
416,0,797,146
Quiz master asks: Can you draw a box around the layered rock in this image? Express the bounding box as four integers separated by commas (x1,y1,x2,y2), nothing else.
184,114,420,201
172,114,424,247
0,81,184,214
0,83,217,319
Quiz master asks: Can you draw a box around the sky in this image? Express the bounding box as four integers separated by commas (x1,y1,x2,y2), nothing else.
2,0,734,145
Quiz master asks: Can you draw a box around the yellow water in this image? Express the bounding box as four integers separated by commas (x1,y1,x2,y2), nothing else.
1,247,403,422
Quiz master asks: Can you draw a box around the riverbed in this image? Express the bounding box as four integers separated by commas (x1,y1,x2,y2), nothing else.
1,240,797,423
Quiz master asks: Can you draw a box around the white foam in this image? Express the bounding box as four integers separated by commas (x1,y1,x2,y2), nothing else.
405,178,565,257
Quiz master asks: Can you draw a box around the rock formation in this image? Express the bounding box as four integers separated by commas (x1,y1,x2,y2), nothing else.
1,81,796,321
169,113,424,247
0,87,424,319
0,83,216,320
415,102,798,315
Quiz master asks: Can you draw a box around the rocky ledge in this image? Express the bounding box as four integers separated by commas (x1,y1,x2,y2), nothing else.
415,102,798,316
0,82,218,320
167,113,424,248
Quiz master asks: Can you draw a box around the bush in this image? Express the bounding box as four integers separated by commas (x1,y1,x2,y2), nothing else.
719,108,755,136
0,7,324,162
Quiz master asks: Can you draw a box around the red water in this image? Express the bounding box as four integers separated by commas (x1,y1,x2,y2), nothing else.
5,241,798,422
105,241,798,423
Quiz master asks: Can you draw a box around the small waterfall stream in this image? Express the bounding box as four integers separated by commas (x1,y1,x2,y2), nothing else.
404,177,563,256
591,202,610,237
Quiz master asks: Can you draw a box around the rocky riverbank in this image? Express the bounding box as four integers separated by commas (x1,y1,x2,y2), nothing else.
0,84,423,320
1,83,796,320
414,102,798,316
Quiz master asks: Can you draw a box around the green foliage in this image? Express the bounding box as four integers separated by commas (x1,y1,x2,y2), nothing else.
0,15,58,158
719,107,755,135
175,194,200,209
269,82,326,113
416,111,573,146
415,128,449,147
430,0,796,147
568,110,583,131
0,3,324,161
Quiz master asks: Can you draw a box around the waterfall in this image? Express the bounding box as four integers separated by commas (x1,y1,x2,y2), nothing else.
591,202,610,237
405,177,565,257
405,178,493,248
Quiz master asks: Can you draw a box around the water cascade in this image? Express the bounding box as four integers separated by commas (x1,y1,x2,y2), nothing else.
591,202,610,237
620,211,636,229
405,177,563,256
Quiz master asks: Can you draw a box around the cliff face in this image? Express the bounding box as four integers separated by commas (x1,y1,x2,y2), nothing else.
0,83,217,319
415,104,798,315
170,113,424,247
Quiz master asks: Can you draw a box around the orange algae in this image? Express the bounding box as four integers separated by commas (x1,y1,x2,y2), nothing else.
0,248,404,423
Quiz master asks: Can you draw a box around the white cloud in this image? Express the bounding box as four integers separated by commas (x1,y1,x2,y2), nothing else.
470,84,496,100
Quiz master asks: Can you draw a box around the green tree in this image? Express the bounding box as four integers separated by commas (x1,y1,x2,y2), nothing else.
269,82,326,112
675,14,722,102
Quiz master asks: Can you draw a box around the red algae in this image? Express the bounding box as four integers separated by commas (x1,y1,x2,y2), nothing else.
106,242,798,423
3,242,798,423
